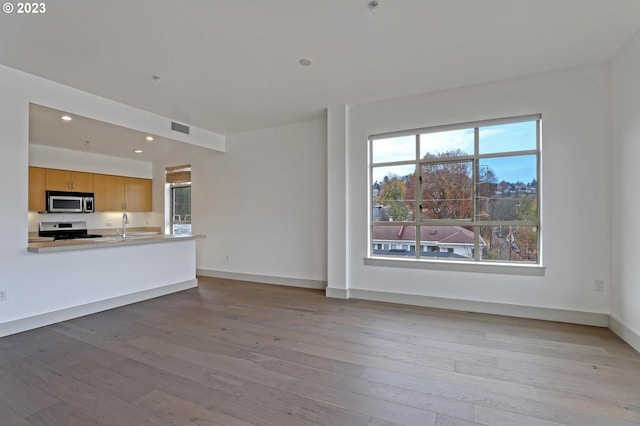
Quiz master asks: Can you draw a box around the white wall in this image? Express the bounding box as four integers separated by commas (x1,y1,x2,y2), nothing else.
611,30,640,348
0,64,221,332
328,64,612,321
326,105,349,297
30,144,153,178
195,119,328,285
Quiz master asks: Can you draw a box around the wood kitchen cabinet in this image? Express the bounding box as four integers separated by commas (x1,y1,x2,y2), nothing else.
28,166,46,211
94,174,125,211
125,177,152,212
45,168,94,192
94,174,152,212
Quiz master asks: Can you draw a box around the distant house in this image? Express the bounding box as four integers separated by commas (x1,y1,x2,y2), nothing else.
372,225,486,259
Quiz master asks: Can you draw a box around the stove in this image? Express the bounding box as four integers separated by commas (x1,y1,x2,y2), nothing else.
39,221,102,241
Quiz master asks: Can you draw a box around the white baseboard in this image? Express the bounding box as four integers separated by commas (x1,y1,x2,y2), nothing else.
325,287,349,299
197,269,326,290
346,288,609,327
0,279,198,338
609,315,640,353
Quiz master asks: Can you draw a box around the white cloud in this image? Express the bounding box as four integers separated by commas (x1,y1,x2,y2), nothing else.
420,128,474,156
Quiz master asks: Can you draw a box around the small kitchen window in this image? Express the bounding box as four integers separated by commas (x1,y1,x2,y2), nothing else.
166,165,191,235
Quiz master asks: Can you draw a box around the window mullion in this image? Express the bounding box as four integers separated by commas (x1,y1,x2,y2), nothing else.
473,127,480,260
415,134,421,259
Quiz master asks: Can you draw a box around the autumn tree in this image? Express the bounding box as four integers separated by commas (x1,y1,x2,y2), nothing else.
374,175,411,221
421,150,473,219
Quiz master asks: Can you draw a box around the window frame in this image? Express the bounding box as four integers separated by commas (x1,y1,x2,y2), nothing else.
367,114,544,275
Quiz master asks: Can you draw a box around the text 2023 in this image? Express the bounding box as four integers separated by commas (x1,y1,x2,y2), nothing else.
17,2,45,13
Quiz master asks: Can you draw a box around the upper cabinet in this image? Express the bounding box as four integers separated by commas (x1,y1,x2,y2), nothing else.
45,169,94,192
28,167,46,212
94,174,152,212
94,174,125,211
28,167,152,212
125,177,152,212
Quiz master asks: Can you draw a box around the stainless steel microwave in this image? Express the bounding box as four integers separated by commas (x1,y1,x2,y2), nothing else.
46,191,94,213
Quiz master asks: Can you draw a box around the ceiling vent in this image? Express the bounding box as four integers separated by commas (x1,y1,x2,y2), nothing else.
171,121,190,135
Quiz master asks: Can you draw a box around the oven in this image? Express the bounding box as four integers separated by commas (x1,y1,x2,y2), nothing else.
39,221,102,240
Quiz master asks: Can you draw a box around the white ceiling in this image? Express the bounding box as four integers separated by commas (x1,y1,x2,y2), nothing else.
28,103,219,163
3,0,640,141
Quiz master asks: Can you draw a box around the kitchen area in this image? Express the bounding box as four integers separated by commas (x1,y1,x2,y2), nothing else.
0,66,224,338
27,104,204,254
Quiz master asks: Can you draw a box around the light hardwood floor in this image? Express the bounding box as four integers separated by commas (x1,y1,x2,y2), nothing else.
1,276,639,425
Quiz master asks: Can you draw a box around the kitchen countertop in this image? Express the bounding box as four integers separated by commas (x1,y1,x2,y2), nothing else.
28,227,162,241
28,233,205,253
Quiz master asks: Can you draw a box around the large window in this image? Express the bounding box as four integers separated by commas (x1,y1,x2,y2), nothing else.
370,115,540,264
166,165,192,235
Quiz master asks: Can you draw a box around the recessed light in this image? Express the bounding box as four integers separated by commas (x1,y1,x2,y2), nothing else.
145,136,154,142
299,58,312,67
133,149,143,154
61,115,72,121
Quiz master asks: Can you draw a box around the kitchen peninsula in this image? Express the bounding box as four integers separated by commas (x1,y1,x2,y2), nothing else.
11,216,205,337
28,233,204,253
4,231,204,337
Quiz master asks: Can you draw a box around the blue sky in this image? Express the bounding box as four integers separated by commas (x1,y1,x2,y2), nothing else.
372,120,537,184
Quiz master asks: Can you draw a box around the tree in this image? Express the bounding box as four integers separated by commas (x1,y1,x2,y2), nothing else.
421,150,473,219
375,175,409,221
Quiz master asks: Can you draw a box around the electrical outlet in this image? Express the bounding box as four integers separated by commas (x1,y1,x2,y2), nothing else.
594,280,605,292
0,290,6,301
106,222,113,227
226,253,231,262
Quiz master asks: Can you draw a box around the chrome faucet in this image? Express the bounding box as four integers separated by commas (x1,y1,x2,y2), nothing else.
122,212,129,238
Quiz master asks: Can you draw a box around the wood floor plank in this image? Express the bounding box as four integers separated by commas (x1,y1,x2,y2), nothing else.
0,399,36,426
7,357,173,425
457,334,640,370
26,401,103,426
135,388,241,426
537,388,640,424
497,356,640,389
228,373,376,426
473,405,567,426
126,334,439,425
454,360,640,406
435,413,483,426
0,367,59,417
362,366,640,426
108,354,372,426
1,276,639,425
61,359,155,402
249,350,475,421
284,340,540,400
